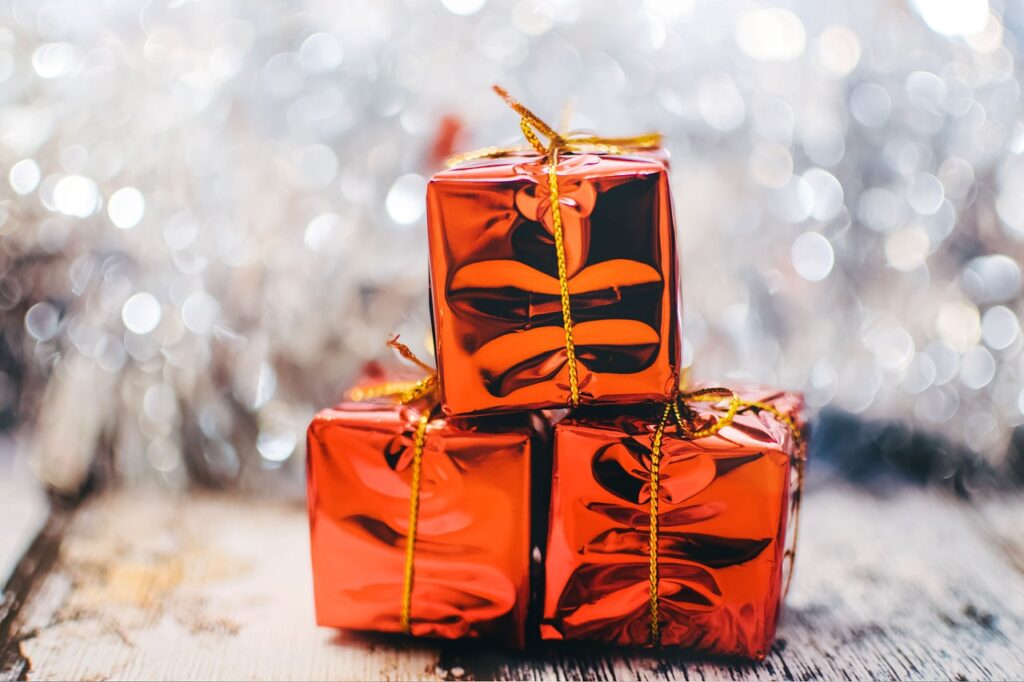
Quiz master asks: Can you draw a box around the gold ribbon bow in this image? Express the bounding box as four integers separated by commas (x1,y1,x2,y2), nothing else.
447,86,663,408
645,388,806,646
347,337,439,634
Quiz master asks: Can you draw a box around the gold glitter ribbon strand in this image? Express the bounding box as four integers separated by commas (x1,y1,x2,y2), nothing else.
348,337,439,635
450,85,663,408
346,337,438,405
646,388,805,646
647,401,674,645
545,144,581,408
399,408,431,633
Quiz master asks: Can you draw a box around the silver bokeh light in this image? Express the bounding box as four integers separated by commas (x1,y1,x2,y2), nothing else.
0,0,1021,491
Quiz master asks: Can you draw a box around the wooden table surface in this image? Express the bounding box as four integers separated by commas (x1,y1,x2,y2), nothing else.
2,481,1023,681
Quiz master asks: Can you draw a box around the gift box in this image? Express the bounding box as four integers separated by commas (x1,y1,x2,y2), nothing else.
306,374,548,648
541,387,806,659
426,89,681,416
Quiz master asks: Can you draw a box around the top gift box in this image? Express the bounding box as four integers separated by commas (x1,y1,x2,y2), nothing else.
426,88,682,416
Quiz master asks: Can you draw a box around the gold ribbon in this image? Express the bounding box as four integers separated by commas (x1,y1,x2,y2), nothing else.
348,337,439,634
646,389,806,646
447,86,662,408
399,409,430,634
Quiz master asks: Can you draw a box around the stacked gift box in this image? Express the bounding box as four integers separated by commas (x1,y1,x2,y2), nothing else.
306,88,808,660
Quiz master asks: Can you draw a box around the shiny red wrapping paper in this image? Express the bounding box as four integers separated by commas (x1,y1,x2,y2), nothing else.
306,392,546,648
426,152,681,416
542,387,806,659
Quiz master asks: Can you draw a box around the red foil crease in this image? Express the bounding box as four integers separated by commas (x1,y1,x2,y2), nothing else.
542,386,806,659
306,392,541,648
426,151,681,416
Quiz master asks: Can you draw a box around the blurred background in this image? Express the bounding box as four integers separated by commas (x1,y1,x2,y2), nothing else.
1,0,1023,496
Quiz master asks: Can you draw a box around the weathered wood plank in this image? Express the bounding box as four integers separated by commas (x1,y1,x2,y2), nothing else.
0,436,55,680
437,489,1024,682
976,497,1024,577
6,488,1024,681
0,436,49,588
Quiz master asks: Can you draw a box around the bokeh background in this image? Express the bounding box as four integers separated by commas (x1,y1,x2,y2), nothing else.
2,0,1023,495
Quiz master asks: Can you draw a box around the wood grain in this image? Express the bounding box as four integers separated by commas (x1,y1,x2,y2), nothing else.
5,487,1024,681
0,437,49,588
0,437,54,680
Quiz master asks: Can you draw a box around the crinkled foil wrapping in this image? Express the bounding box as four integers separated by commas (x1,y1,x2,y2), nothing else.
426,152,681,416
306,392,546,648
542,386,805,659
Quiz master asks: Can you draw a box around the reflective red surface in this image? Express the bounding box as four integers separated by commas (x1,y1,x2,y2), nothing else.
306,396,538,647
426,152,681,416
542,386,806,659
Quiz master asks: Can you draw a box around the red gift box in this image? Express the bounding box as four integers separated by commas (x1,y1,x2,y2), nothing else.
541,386,806,659
426,89,681,416
306,378,546,648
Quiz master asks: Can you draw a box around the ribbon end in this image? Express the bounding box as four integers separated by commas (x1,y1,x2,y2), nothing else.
387,335,436,374
492,84,520,113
